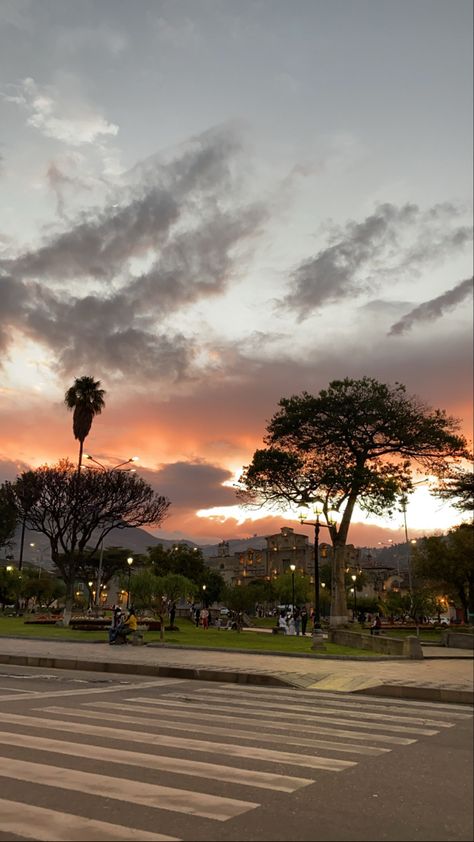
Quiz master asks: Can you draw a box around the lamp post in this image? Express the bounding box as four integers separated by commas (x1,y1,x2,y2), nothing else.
88,580,93,611
202,584,207,607
351,573,357,620
85,454,139,471
126,557,133,609
29,542,45,578
84,455,139,605
298,501,336,648
289,564,296,610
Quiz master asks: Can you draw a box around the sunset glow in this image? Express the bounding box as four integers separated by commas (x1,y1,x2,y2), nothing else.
0,2,472,549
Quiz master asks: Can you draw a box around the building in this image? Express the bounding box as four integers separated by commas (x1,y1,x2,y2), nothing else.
206,527,314,584
265,527,312,578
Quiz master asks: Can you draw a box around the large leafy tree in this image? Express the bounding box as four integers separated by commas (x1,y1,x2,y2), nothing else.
413,524,474,623
433,465,474,514
76,546,141,591
126,571,195,641
64,376,106,471
238,377,467,626
147,545,224,604
273,571,311,606
7,459,170,625
148,544,207,583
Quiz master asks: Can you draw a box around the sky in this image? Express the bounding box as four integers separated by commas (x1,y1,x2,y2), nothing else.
0,0,472,549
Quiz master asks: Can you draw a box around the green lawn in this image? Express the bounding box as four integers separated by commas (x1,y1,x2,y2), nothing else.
0,615,383,657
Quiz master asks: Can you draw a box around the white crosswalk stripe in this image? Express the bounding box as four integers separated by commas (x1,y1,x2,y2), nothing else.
0,685,470,841
0,797,179,841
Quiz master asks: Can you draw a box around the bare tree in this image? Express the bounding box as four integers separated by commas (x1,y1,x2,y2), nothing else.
8,460,170,625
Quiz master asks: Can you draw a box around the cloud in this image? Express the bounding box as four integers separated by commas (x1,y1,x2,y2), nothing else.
56,26,127,56
388,277,474,336
153,14,201,49
281,202,472,319
143,461,237,510
2,76,118,146
0,0,32,31
0,457,30,483
0,125,266,382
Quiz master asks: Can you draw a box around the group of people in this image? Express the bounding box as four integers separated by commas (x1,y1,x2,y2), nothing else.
278,606,309,636
192,605,210,628
108,605,138,644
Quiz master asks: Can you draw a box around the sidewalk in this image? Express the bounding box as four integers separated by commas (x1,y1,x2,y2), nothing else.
0,636,472,705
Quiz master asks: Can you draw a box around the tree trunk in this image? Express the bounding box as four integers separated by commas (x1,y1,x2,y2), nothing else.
77,439,84,475
60,582,74,627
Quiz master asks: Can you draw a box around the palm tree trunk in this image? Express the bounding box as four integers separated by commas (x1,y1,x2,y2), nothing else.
77,438,84,475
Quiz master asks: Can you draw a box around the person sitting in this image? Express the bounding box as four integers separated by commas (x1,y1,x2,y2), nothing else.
370,614,382,635
278,613,288,634
115,608,138,644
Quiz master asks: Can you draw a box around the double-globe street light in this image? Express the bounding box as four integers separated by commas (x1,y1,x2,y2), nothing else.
351,573,357,620
299,500,337,647
84,455,139,605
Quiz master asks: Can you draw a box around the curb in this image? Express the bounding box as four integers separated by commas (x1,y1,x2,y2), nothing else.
0,653,295,689
353,683,474,706
1,652,472,704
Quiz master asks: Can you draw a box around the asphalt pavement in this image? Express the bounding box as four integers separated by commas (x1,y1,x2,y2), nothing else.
0,635,472,704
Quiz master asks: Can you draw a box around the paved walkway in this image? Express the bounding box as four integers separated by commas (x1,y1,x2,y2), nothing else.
0,636,472,704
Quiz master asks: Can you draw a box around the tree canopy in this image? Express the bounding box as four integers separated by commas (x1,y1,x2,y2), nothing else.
6,459,170,624
433,465,474,513
238,377,468,625
413,524,474,623
148,544,206,582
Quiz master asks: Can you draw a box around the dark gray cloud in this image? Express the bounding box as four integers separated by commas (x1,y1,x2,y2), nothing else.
388,277,474,336
0,457,30,483
0,124,266,381
3,186,179,281
135,460,237,510
281,202,472,319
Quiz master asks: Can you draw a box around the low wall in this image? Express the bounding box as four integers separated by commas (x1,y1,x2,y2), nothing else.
328,629,423,659
441,630,474,650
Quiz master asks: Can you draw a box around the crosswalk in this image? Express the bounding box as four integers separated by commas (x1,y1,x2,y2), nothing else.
0,683,471,841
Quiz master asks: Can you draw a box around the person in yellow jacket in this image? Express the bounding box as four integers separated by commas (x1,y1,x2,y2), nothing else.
116,608,137,644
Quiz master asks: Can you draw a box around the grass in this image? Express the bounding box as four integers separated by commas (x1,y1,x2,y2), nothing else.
0,615,384,657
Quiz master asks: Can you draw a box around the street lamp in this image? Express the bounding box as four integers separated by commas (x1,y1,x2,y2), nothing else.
351,573,357,620
298,501,337,647
126,557,133,609
289,564,296,610
85,454,139,471
84,455,139,605
88,580,93,611
202,584,207,607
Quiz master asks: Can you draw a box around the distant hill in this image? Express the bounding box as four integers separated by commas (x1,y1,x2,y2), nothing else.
5,522,406,567
6,524,270,565
5,524,194,564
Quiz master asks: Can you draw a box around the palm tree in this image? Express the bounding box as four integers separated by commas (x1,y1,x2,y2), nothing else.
64,376,106,471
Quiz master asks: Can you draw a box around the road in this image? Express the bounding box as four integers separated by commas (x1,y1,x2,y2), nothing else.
0,665,471,842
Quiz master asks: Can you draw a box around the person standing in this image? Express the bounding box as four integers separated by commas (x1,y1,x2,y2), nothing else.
278,612,288,634
169,602,176,628
293,606,301,636
300,607,308,636
200,607,209,629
